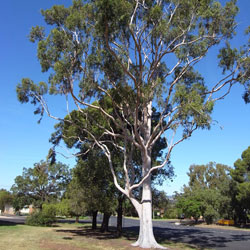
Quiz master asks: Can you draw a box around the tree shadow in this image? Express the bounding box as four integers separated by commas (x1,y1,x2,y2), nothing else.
0,220,19,226
62,236,73,240
56,218,92,224
56,225,121,241
55,224,204,249
0,216,26,226
48,219,250,249
152,225,250,249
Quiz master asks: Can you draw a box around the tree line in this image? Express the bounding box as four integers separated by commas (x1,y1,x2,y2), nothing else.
1,145,250,231
176,146,250,225
1,156,169,234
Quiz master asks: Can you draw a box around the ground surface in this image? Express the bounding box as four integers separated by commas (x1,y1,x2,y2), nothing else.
0,219,202,250
110,217,250,250
1,215,250,249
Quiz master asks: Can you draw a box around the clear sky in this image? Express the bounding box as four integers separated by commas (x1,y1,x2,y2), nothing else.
0,0,249,195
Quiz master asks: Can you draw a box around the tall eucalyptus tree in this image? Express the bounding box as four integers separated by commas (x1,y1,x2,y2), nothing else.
17,0,249,248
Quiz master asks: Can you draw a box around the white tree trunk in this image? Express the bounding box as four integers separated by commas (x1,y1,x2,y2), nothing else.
131,159,166,249
130,102,166,249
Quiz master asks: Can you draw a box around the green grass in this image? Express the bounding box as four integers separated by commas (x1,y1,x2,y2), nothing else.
0,222,208,250
0,224,53,250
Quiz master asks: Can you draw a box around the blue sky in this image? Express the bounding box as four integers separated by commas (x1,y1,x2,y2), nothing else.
0,0,249,195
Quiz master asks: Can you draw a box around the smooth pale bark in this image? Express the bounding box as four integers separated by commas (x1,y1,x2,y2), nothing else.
131,129,167,249
131,177,166,249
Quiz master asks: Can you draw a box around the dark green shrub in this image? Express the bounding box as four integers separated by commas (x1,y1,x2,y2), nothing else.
164,207,178,219
204,205,219,224
26,209,56,226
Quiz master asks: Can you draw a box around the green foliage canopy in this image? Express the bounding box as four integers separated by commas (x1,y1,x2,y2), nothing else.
15,0,249,247
0,189,13,212
11,161,71,209
16,0,249,189
16,0,249,193
177,162,232,224
230,146,250,222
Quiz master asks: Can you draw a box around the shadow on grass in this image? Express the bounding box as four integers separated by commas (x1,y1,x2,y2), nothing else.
56,220,250,250
62,236,73,240
55,224,205,249
0,220,19,226
56,225,121,241
122,226,206,250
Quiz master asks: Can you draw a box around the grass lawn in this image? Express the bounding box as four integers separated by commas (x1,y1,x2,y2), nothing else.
194,222,250,231
0,222,206,250
175,219,250,231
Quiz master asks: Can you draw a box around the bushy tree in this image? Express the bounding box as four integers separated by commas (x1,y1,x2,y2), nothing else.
123,198,138,217
54,199,71,217
0,189,13,213
16,0,249,248
177,163,232,224
176,190,202,222
73,151,118,232
64,179,86,223
26,203,57,227
189,162,233,219
152,189,169,218
231,146,250,223
51,105,173,234
11,161,71,210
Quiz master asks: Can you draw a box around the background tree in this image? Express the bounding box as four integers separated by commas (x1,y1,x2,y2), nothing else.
163,194,179,219
152,189,169,218
62,178,86,223
51,110,131,233
73,151,118,232
16,0,249,248
26,202,57,226
11,161,71,210
176,191,202,222
189,163,233,219
123,198,138,217
230,146,250,224
50,105,173,234
0,189,13,213
177,162,232,224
